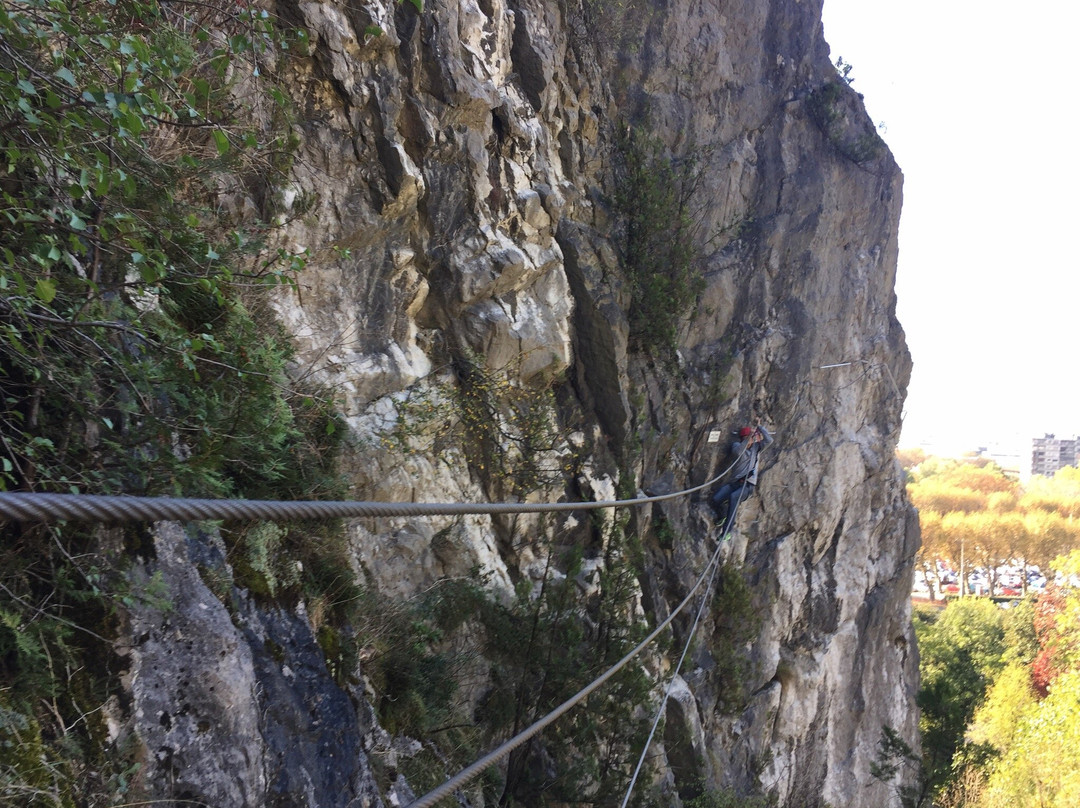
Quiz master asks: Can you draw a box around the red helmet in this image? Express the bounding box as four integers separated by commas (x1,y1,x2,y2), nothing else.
739,426,753,438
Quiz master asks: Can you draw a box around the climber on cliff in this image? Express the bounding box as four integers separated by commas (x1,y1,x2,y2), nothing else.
710,423,773,536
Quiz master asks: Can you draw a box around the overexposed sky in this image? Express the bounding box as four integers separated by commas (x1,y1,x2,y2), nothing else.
821,0,1080,456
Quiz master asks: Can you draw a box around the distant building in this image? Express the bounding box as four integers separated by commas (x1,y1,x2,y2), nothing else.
1031,434,1080,477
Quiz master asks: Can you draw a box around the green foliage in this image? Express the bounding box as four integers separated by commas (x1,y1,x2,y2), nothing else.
0,3,352,804
481,528,655,806
325,574,489,741
614,128,706,355
978,670,1080,808
0,522,153,806
709,563,761,713
0,696,73,808
685,787,772,808
968,663,1035,753
397,746,454,801
365,522,655,806
807,82,845,131
915,598,1006,794
834,56,856,86
383,353,574,499
806,81,884,164
0,0,323,498
1043,551,1080,674
453,352,569,497
383,381,455,452
231,522,300,597
914,549,1080,807
870,726,930,808
1004,593,1037,652
653,513,677,550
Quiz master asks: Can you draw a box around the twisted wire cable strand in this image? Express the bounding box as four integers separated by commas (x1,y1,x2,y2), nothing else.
0,487,692,523
403,531,730,808
0,432,750,524
0,431,754,808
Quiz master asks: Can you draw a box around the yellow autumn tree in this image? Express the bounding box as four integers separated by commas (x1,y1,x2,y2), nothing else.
903,456,1080,596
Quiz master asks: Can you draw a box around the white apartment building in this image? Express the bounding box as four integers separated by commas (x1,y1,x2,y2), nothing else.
1031,434,1080,477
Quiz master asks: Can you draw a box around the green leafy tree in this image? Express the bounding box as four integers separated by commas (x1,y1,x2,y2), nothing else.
968,662,1036,752
614,128,705,355
924,551,1080,808
0,3,351,804
481,526,655,807
0,0,321,497
870,725,931,808
979,671,1080,808
972,555,1080,807
914,598,1006,798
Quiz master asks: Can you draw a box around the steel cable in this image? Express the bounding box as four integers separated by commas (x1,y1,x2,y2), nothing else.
0,429,755,808
0,432,748,524
401,437,759,808
403,528,730,808
617,496,746,808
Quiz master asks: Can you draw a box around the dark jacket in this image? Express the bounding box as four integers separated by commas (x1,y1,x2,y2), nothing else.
729,426,773,485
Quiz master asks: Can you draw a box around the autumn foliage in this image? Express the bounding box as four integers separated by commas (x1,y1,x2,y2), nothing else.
904,457,1080,598
1030,585,1068,696
902,454,1080,807
911,549,1080,806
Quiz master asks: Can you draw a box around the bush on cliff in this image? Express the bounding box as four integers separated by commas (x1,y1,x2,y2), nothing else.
0,2,344,803
614,128,705,355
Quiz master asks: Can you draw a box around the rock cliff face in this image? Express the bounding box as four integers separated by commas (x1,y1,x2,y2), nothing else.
121,0,919,805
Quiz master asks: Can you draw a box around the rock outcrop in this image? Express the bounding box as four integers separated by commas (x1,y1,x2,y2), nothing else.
118,0,919,805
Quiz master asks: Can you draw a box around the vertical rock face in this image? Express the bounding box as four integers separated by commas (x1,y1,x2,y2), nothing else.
126,524,386,808
119,0,918,805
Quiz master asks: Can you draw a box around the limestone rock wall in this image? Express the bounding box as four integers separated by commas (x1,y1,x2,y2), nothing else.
117,0,918,805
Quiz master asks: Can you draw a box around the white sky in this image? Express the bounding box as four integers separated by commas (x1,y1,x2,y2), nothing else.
821,0,1080,457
